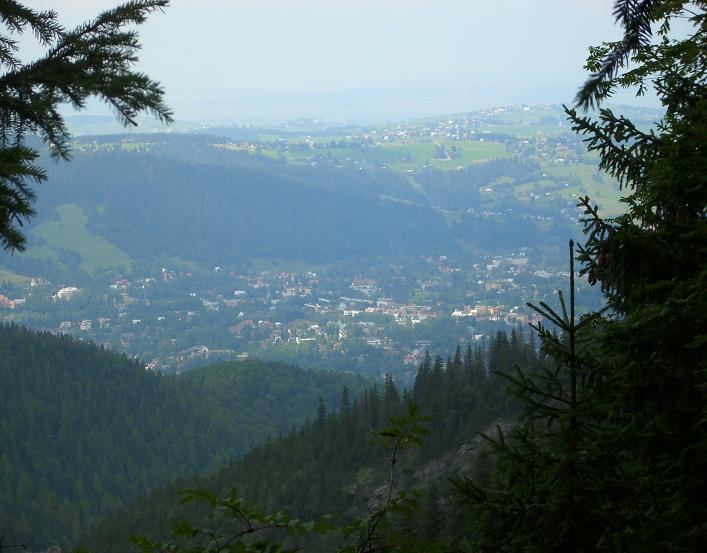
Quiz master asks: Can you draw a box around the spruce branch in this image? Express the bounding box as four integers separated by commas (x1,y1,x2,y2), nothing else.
576,0,660,109
0,0,171,251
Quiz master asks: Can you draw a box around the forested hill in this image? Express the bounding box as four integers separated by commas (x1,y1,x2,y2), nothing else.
0,134,576,278
84,330,536,552
0,324,368,549
34,142,453,266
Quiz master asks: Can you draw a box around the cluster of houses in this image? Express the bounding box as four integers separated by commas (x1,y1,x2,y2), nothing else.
0,247,576,374
222,105,589,177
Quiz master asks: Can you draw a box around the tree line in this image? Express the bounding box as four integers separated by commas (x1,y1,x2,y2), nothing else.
82,330,536,552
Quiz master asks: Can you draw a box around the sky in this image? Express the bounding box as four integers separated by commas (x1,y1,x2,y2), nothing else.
29,0,649,123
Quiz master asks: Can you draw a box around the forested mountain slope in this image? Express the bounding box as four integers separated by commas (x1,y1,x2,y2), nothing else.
34,144,453,266
0,135,577,278
0,324,367,548
84,331,535,552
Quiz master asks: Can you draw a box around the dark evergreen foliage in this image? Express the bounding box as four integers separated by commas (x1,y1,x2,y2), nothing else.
0,1,171,251
81,333,535,553
34,148,453,264
411,158,539,210
5,1,704,550
0,324,366,549
455,2,707,551
7,141,574,269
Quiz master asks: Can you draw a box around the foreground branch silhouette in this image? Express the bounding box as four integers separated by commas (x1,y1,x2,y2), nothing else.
0,0,172,251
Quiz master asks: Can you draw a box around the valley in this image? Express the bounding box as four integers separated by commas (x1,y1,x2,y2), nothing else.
0,105,613,380
0,0,703,551
0,325,368,548
0,243,599,380
0,0,702,550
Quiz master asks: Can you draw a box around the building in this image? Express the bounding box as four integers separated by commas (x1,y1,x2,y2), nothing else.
55,286,80,300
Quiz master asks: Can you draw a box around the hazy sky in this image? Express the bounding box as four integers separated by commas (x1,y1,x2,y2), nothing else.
31,0,642,123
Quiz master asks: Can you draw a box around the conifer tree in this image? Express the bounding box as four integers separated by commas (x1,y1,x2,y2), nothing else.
564,2,707,548
0,0,172,251
457,1,707,551
317,398,328,426
412,350,431,402
340,386,352,419
455,244,607,552
464,342,473,377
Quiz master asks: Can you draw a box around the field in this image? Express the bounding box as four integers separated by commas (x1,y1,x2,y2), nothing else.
217,133,625,216
219,136,512,175
541,164,624,215
0,270,31,284
24,204,132,274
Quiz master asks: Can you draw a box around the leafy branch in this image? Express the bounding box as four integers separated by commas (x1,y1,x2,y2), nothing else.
131,488,332,553
341,402,429,553
0,532,31,553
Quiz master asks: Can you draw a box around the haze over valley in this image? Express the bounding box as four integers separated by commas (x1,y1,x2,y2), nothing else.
1,1,703,552
0,104,629,378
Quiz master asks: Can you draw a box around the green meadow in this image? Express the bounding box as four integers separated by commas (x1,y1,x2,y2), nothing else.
541,163,624,215
223,136,513,174
24,204,132,274
0,270,31,284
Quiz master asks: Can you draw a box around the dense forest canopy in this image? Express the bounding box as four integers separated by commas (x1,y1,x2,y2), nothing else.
454,1,707,551
0,324,367,548
0,138,574,272
80,1,707,552
83,331,535,553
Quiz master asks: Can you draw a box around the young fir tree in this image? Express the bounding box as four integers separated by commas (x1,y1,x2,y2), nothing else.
0,0,172,251
456,1,707,551
566,2,707,549
455,243,607,552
